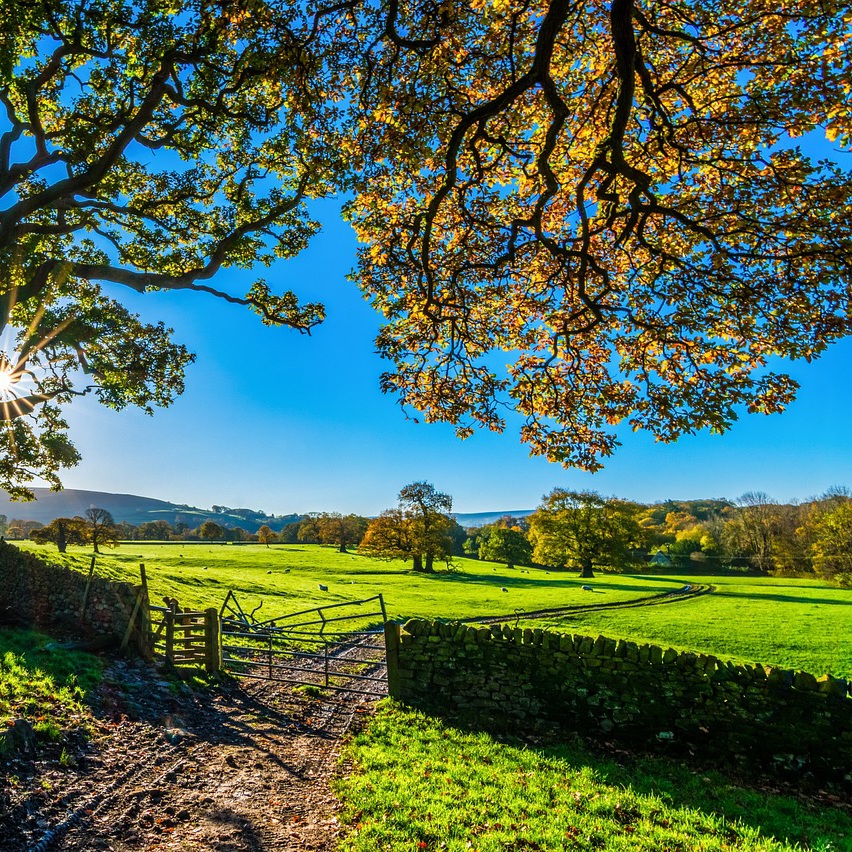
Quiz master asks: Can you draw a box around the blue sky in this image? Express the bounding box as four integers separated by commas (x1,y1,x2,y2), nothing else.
54,193,852,517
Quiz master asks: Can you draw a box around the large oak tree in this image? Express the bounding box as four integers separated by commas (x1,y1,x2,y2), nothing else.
341,0,852,469
2,0,851,498
529,489,645,577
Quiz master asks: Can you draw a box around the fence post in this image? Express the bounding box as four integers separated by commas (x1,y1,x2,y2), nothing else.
165,601,177,666
78,556,96,621
384,621,401,697
204,607,222,673
138,564,153,660
120,586,146,654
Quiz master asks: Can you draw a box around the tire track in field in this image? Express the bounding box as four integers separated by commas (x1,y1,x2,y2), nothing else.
468,582,714,626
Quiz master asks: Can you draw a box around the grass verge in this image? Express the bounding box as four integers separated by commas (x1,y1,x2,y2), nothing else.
0,629,103,745
336,701,852,852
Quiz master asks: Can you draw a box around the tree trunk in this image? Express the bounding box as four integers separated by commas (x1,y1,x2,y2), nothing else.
413,554,423,572
424,553,436,573
56,523,67,553
578,557,594,578
339,543,347,553
507,563,514,570
92,539,100,554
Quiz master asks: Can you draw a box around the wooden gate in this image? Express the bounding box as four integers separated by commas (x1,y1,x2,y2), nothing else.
218,591,388,697
150,601,222,673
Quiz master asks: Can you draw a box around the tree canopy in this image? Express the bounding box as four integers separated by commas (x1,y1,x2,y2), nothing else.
29,515,88,552
2,0,851,495
0,0,336,496
478,527,532,570
315,512,368,553
84,505,119,553
529,489,644,577
342,0,852,469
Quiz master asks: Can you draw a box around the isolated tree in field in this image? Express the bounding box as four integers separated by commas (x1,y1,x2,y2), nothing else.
198,520,224,542
529,490,643,578
316,513,367,553
808,500,852,586
399,482,455,572
84,507,119,554
479,527,532,571
360,484,455,572
257,525,277,547
29,516,88,553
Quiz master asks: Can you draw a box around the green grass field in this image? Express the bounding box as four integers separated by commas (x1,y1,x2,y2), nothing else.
532,574,852,679
17,541,852,677
337,702,852,852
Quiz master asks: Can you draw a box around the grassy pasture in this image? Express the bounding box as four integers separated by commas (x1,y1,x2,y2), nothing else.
7,543,852,851
337,702,852,852
14,542,852,676
15,540,683,623
532,574,852,679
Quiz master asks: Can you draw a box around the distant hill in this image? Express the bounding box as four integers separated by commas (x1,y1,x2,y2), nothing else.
454,510,534,528
0,488,301,531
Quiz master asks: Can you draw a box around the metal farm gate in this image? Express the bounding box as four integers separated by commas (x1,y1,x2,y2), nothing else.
218,591,389,697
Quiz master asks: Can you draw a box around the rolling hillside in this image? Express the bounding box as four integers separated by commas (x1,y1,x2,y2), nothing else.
0,488,300,531
0,488,532,532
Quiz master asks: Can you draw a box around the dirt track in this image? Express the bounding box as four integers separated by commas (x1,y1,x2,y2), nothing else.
471,582,714,625
1,658,376,851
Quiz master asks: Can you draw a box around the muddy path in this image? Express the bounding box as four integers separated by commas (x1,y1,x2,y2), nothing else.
468,582,715,626
1,657,380,851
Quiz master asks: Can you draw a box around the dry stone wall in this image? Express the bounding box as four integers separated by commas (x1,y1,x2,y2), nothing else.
386,618,852,789
0,542,147,653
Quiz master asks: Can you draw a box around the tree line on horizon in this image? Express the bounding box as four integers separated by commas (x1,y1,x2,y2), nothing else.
11,482,852,586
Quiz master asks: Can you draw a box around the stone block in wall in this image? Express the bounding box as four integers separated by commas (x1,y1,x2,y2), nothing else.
817,675,848,698
404,619,427,636
793,671,818,692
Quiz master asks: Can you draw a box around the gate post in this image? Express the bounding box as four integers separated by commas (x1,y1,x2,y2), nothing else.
384,621,401,697
165,601,177,666
204,607,222,673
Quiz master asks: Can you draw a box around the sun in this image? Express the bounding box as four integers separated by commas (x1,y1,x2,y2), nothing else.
0,354,19,399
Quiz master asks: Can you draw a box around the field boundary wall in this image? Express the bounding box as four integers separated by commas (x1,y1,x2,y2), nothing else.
385,618,852,788
0,541,149,655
